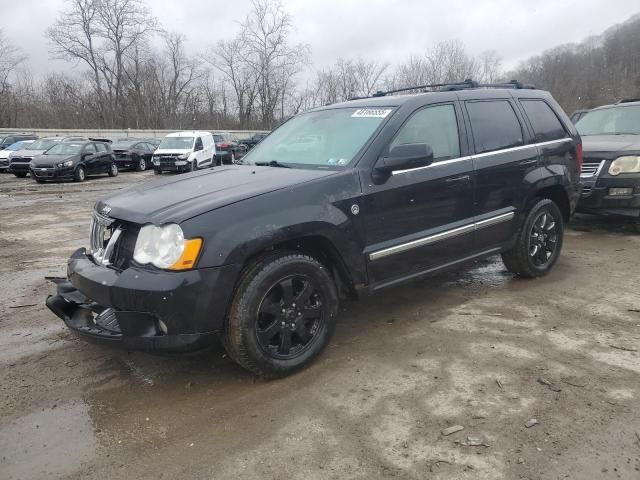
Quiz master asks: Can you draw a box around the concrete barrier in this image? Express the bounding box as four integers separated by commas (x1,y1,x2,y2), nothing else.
0,128,269,140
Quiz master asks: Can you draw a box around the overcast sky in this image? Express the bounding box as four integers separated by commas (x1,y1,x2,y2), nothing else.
3,0,639,77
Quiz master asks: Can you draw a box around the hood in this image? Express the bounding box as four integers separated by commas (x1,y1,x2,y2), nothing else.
8,148,47,159
582,135,640,154
97,165,337,224
31,154,76,167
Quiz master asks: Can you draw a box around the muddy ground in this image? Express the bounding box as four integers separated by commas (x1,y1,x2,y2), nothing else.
0,170,639,480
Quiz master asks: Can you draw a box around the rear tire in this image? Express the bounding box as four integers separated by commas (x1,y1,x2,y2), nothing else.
502,198,564,278
13,172,27,178
224,252,339,378
74,166,86,182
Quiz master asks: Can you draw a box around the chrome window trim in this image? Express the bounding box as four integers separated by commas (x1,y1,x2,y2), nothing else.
392,138,573,175
369,211,515,261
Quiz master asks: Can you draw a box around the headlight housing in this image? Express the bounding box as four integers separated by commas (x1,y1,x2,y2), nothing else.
57,160,73,168
177,153,189,160
133,224,202,270
609,156,640,176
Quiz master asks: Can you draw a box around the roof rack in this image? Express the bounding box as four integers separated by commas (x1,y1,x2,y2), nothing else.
350,79,536,100
615,98,640,104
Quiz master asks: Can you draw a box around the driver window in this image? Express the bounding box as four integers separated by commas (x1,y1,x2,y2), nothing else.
390,104,461,162
195,137,203,150
84,143,97,154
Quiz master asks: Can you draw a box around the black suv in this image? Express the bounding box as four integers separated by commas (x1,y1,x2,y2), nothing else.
30,140,118,182
47,81,581,377
574,100,640,229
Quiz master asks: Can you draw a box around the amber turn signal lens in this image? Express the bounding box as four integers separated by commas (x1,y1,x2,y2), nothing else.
169,238,203,271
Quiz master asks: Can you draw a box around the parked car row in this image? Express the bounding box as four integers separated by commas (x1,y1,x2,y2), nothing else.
1,131,267,182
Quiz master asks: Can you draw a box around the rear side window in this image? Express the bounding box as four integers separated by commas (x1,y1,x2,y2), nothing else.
84,143,97,153
95,143,107,152
390,104,461,162
520,100,568,142
466,100,523,154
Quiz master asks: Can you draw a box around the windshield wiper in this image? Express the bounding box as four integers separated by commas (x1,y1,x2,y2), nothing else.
254,160,291,168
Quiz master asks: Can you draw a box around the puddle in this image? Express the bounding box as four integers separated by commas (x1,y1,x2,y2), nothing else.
0,402,97,480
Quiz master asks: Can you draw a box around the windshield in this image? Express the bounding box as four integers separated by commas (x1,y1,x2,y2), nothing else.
245,107,393,168
46,143,83,155
7,141,30,151
159,136,194,150
28,139,58,150
576,105,640,135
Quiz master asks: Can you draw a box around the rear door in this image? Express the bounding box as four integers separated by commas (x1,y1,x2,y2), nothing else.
463,97,535,251
358,102,475,286
95,142,111,171
194,136,204,166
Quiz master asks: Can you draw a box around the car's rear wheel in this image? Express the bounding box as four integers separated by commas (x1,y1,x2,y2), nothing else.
108,163,118,177
502,198,564,278
224,252,339,378
74,166,86,182
135,157,146,171
13,172,27,178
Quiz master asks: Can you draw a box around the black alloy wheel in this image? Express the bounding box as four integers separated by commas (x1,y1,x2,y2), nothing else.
528,211,559,268
256,275,325,360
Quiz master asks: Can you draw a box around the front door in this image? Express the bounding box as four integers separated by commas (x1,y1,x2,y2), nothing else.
357,102,475,287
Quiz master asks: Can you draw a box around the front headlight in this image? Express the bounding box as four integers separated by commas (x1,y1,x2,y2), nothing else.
177,153,189,160
57,160,73,168
609,156,640,176
133,224,202,270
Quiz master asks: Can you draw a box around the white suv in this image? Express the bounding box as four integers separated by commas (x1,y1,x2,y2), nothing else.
152,131,215,174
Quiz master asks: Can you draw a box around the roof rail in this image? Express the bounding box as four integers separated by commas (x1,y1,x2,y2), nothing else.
615,98,640,104
350,79,536,100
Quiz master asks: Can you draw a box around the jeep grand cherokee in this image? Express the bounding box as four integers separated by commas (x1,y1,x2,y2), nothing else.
47,80,582,377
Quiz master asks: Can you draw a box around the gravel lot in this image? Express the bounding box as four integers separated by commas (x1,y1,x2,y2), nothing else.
1,170,639,480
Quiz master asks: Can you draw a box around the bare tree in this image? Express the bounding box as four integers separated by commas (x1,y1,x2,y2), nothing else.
0,29,25,97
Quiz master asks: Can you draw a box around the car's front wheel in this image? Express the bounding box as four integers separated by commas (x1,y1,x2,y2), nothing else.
74,166,86,182
108,163,118,177
135,157,146,171
502,198,564,277
224,252,339,377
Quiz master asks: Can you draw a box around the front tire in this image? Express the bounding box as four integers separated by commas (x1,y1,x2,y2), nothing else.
135,156,146,171
502,198,564,278
224,252,339,378
74,166,86,182
108,163,118,177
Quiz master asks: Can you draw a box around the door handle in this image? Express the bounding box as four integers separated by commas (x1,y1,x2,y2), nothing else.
518,159,538,166
445,175,470,184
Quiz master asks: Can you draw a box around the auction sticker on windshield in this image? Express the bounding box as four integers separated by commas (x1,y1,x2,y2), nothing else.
351,108,393,118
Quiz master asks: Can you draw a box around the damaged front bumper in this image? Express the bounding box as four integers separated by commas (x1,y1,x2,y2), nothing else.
46,248,241,352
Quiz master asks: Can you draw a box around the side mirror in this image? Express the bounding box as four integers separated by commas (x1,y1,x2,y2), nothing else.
374,143,434,180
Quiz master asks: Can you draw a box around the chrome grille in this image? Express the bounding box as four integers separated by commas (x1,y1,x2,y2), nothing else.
580,161,605,178
89,211,119,265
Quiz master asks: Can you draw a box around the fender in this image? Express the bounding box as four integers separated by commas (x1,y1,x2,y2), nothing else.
180,169,368,286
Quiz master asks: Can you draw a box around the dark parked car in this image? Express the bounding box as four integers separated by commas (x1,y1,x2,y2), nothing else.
213,132,247,164
575,100,640,230
243,132,269,150
9,136,87,177
30,140,117,183
111,140,156,171
0,133,38,150
46,80,581,377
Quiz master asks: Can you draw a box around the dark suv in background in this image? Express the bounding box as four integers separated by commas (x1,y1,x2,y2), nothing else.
575,100,640,230
47,80,581,377
0,133,38,149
